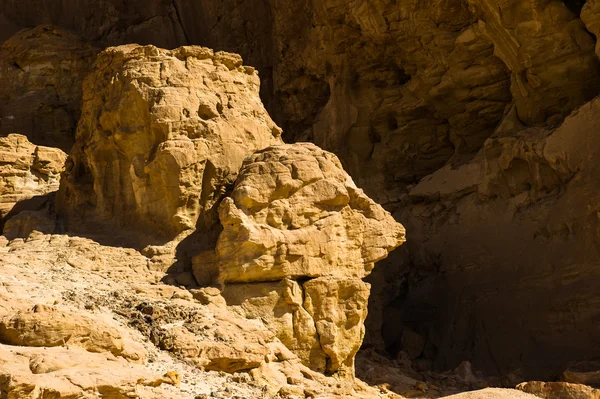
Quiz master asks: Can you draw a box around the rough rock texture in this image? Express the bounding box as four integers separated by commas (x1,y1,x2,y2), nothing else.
468,0,600,126
0,345,181,399
57,44,282,243
3,0,600,387
0,231,403,399
376,96,600,379
0,26,98,151
443,388,539,399
582,1,600,58
517,381,600,399
4,2,599,194
0,304,143,359
196,143,405,376
197,143,404,284
0,134,66,235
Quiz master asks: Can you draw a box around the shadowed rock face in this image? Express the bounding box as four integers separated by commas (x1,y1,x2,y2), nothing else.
4,1,599,198
57,44,282,243
376,98,600,379
0,25,99,151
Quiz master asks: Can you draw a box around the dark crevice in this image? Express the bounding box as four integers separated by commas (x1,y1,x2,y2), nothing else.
171,0,190,45
563,0,586,16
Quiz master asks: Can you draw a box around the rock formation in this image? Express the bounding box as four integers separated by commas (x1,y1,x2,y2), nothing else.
0,133,66,238
195,143,405,375
57,44,282,243
376,97,600,379
0,25,98,151
2,0,600,395
0,230,411,399
467,0,600,126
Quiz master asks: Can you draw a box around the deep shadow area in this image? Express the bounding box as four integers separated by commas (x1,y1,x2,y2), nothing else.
564,0,586,16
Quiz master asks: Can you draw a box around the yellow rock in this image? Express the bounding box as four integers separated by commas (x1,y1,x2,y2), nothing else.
57,44,282,242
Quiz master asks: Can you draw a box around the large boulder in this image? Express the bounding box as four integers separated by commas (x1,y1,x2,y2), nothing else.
0,25,98,151
57,44,283,242
196,143,404,284
196,143,405,376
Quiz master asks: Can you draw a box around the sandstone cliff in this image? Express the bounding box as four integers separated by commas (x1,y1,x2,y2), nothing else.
1,0,600,397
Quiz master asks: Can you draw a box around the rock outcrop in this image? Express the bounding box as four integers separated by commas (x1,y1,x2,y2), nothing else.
5,1,600,197
375,96,600,379
0,26,98,151
196,143,405,376
0,133,66,237
468,0,600,126
2,0,600,388
57,44,282,243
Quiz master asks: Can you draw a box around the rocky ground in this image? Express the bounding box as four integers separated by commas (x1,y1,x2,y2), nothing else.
0,230,556,399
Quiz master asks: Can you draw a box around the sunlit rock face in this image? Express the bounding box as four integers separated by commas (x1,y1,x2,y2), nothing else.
57,44,282,242
195,143,405,376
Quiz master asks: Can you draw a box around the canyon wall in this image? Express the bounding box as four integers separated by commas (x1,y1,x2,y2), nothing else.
2,0,600,381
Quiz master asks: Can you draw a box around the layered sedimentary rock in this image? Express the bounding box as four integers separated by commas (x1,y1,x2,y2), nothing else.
0,134,66,237
197,143,405,375
57,44,282,242
377,97,600,379
467,0,600,126
3,0,600,384
0,26,98,150
2,3,599,196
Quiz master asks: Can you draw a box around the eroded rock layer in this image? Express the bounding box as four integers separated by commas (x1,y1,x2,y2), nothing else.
0,25,98,151
196,143,405,376
377,97,600,379
57,44,282,242
0,134,66,238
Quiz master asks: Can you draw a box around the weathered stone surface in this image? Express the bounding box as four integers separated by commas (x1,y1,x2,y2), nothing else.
7,2,598,200
196,143,404,376
222,278,371,376
582,0,600,58
0,26,98,150
0,232,395,399
0,345,180,399
468,0,600,126
0,134,66,232
3,0,600,387
373,97,600,379
57,44,282,242
194,143,405,284
222,280,325,372
443,388,539,399
0,304,141,359
517,381,600,399
303,277,370,375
